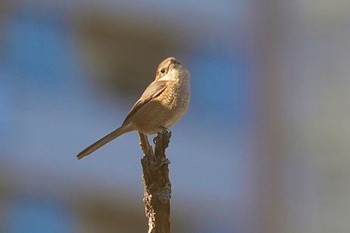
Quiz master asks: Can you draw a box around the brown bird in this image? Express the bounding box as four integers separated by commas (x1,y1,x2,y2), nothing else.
77,57,190,159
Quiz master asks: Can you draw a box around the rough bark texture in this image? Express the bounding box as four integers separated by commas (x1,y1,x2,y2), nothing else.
139,131,172,233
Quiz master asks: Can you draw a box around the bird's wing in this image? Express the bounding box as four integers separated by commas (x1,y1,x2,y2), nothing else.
122,80,167,125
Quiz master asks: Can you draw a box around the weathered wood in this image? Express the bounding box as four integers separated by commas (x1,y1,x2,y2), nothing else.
139,131,172,233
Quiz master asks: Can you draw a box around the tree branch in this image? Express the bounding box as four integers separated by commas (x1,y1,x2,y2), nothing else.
139,131,172,233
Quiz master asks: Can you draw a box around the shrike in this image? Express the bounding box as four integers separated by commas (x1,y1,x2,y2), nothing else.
77,57,190,159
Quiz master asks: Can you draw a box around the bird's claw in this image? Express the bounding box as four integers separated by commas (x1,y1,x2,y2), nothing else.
153,136,158,144
162,128,171,137
153,128,171,144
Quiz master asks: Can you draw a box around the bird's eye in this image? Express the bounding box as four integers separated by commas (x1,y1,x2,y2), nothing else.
160,68,166,74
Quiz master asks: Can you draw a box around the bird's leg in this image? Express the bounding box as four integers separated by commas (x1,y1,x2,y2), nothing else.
153,127,172,167
161,127,172,138
153,127,171,144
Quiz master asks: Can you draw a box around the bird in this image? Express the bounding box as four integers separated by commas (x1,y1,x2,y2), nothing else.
77,57,190,159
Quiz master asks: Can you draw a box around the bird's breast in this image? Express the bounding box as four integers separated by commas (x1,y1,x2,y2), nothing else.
131,70,190,134
161,78,190,127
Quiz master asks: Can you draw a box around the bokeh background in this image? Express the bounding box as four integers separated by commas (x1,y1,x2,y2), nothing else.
1,0,350,232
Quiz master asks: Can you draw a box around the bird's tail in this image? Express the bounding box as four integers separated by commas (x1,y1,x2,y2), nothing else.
77,126,131,160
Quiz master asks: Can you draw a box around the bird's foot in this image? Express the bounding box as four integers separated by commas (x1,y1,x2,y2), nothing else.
162,128,171,137
153,127,171,144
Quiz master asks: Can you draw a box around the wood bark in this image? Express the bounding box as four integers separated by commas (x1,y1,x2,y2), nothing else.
139,131,172,233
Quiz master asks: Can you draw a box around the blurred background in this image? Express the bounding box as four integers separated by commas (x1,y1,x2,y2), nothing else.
1,0,350,232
